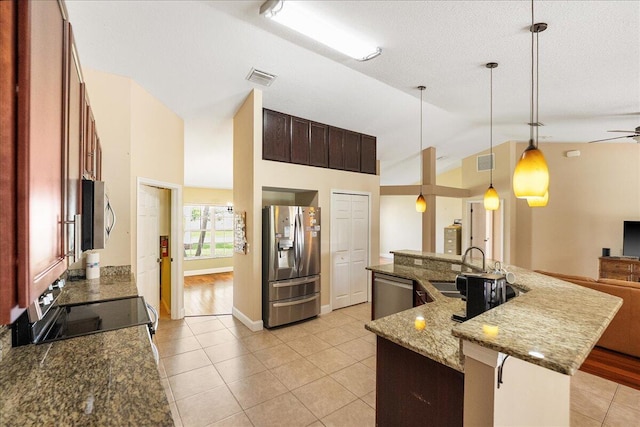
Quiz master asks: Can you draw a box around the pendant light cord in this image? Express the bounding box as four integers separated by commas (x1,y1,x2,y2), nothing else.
530,0,535,146
419,87,424,187
535,29,540,149
490,66,494,185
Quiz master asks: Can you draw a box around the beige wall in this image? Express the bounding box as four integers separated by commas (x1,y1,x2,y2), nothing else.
379,196,422,257
458,140,640,277
183,187,234,273
233,90,260,325
461,141,517,263
83,69,184,278
82,69,132,268
233,90,381,327
435,167,463,253
516,142,640,277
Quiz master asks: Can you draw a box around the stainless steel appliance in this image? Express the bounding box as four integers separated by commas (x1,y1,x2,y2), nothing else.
81,179,116,251
452,272,507,322
373,274,414,320
262,205,321,328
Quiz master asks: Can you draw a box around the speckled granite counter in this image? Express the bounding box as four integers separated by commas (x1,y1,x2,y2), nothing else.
58,273,138,305
366,251,622,376
0,275,173,426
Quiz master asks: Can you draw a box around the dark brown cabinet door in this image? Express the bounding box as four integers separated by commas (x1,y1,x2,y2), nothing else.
15,0,67,311
309,122,328,168
290,116,310,165
64,24,83,264
360,135,377,174
0,0,19,323
344,131,361,172
263,109,291,162
328,127,345,170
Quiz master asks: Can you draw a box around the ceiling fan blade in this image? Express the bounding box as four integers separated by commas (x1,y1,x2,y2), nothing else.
588,135,637,143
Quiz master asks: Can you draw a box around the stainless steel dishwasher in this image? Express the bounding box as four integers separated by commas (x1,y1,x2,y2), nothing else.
373,273,414,319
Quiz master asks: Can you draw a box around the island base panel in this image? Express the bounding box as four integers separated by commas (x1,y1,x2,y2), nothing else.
376,336,464,427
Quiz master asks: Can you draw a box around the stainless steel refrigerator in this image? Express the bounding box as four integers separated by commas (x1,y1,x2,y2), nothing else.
262,205,321,328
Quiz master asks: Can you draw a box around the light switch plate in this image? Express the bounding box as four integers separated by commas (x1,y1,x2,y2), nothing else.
451,264,462,272
414,259,423,266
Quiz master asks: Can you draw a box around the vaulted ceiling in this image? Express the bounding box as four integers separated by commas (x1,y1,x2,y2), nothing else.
66,1,640,189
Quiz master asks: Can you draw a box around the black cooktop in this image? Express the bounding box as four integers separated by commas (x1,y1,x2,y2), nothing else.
39,296,151,344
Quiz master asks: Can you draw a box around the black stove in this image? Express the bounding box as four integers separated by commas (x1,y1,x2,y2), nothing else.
38,296,152,344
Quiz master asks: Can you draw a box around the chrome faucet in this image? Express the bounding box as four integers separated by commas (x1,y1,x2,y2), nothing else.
462,246,486,272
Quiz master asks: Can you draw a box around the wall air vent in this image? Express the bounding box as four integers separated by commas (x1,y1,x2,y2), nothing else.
246,68,277,87
477,153,494,172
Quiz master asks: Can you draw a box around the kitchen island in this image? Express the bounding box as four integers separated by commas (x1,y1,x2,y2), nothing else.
0,273,173,426
366,250,622,426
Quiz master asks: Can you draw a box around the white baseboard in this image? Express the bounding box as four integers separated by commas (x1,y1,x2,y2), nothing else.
232,306,263,332
320,304,332,315
184,266,233,277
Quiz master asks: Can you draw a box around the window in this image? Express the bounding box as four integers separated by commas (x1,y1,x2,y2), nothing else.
183,205,234,259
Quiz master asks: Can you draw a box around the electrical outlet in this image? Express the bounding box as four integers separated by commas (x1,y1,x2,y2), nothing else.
451,264,462,272
414,258,423,266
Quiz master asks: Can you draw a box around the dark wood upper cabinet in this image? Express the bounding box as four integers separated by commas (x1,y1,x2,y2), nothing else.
64,22,83,264
263,109,291,163
15,0,67,314
360,134,377,174
309,122,328,168
290,116,310,165
328,126,345,170
262,108,376,175
344,130,361,172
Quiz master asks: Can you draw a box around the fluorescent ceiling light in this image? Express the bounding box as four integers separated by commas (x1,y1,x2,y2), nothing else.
260,0,382,61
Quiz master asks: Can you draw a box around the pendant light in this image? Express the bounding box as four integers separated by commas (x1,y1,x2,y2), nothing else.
527,191,548,207
416,85,427,213
484,62,500,211
513,0,550,201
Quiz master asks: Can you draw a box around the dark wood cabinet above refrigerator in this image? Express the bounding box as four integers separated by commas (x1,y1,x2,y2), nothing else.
262,108,377,175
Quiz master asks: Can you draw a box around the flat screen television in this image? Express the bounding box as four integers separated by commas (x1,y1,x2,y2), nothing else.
623,221,640,258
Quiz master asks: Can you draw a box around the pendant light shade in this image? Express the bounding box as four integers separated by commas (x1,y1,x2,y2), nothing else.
416,85,427,213
484,62,499,211
513,1,550,203
484,185,500,210
513,142,549,198
416,193,427,212
527,190,549,207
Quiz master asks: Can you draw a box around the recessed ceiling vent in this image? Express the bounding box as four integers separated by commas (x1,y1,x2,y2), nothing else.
477,153,495,172
246,68,277,87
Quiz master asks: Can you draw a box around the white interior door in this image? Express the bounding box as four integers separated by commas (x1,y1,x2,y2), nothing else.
331,193,370,309
137,185,161,310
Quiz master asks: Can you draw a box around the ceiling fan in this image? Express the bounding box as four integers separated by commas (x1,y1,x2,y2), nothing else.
589,126,640,143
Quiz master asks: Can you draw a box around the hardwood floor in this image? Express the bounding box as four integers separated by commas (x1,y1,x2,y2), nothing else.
580,346,640,390
183,272,233,316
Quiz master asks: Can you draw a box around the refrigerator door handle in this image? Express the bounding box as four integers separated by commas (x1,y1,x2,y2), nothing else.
295,210,302,274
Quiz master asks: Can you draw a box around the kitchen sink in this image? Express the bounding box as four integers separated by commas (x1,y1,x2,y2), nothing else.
429,280,519,300
429,281,463,299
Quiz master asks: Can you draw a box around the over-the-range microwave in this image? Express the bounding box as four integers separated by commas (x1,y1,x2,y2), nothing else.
81,179,116,251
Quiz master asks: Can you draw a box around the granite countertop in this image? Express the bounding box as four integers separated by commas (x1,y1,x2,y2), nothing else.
0,275,173,426
365,263,466,372
57,273,139,305
365,252,623,376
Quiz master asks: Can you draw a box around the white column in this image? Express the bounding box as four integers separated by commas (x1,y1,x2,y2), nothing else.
462,341,570,427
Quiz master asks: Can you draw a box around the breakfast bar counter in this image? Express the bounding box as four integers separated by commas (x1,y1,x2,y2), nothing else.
366,250,623,426
366,250,622,375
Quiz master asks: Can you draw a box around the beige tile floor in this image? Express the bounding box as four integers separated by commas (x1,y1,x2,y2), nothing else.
156,303,640,427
